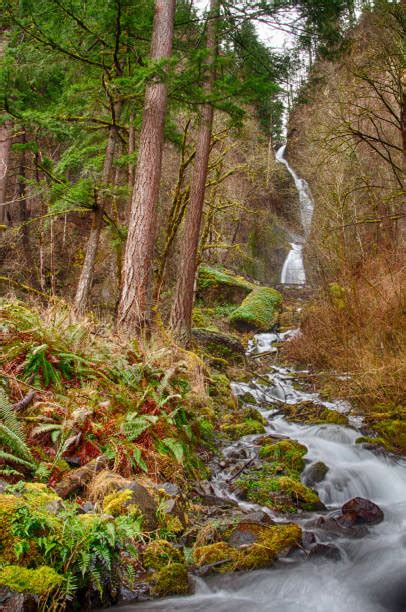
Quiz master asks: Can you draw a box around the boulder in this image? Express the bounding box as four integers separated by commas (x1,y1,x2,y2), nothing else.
0,589,38,611
229,287,283,332
303,461,329,487
192,328,245,364
341,497,384,526
53,455,109,498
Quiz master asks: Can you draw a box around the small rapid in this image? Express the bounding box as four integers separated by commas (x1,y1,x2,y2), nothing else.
119,331,406,612
276,145,314,285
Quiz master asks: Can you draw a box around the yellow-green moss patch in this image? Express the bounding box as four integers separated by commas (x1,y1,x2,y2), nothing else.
0,565,63,595
230,288,283,332
149,563,190,597
282,402,348,426
143,539,184,571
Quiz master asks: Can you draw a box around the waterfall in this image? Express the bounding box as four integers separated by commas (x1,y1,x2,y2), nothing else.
276,144,314,285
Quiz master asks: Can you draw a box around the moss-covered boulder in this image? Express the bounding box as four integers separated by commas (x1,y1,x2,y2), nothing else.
143,540,184,571
197,265,254,305
192,328,245,364
282,402,349,426
149,563,190,597
221,418,265,440
193,520,301,573
0,565,63,596
259,439,308,473
230,288,282,332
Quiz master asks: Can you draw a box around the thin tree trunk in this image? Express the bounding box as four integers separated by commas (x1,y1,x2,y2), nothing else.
0,120,12,226
17,134,32,267
170,0,219,345
74,102,122,315
118,0,176,334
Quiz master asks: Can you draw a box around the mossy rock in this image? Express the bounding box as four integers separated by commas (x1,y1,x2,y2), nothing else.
192,328,245,364
143,540,184,571
235,465,324,514
0,565,63,596
363,415,406,454
193,521,301,573
238,391,258,406
197,265,254,305
229,288,283,332
259,439,308,473
243,407,267,425
282,402,349,426
221,418,265,440
149,563,190,597
102,489,142,517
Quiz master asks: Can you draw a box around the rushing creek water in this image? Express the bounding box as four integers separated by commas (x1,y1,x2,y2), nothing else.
276,145,314,286
112,331,406,612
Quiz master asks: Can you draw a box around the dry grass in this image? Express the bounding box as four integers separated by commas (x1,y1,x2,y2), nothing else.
285,251,406,410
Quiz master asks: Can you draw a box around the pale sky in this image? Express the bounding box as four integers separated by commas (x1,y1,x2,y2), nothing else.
194,0,295,51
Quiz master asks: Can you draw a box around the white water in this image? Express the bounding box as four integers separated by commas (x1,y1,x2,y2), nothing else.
116,333,406,612
276,145,314,285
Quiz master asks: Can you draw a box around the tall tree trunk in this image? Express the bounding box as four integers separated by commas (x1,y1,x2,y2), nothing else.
0,120,12,226
401,69,406,163
74,102,122,315
170,0,219,345
118,0,176,334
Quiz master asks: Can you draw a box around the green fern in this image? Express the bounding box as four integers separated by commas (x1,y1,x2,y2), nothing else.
0,389,36,474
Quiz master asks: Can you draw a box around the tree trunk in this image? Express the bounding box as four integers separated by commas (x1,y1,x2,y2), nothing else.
0,120,12,226
128,112,136,192
17,134,32,268
74,103,122,316
401,69,406,163
170,0,219,345
118,0,176,334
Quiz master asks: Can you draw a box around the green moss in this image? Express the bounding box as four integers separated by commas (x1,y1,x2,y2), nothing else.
243,407,267,425
221,418,265,440
355,435,389,449
239,392,258,406
198,266,254,292
235,466,323,513
150,563,190,597
193,522,302,573
259,439,308,472
0,565,63,595
229,288,283,332
143,539,184,571
102,489,141,517
282,402,349,426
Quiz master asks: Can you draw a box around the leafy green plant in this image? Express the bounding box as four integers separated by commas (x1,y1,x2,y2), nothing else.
0,389,36,476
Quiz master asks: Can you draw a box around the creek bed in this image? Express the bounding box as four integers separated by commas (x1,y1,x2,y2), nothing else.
109,332,406,612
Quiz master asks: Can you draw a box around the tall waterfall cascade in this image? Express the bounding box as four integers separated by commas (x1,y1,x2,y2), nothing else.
276,144,314,285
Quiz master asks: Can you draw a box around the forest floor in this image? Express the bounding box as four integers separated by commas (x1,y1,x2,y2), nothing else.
0,269,403,610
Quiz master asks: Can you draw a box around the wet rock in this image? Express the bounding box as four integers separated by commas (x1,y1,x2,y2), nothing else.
0,589,38,611
303,461,329,487
301,531,317,547
341,497,384,526
82,501,95,513
193,520,302,573
311,515,369,538
308,543,342,561
0,480,8,494
239,510,274,525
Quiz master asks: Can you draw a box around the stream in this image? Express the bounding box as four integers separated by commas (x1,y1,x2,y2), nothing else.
113,331,406,612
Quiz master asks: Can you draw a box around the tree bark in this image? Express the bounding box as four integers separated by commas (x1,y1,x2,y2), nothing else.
0,120,12,226
170,0,219,345
74,102,122,315
401,69,406,163
118,0,176,334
